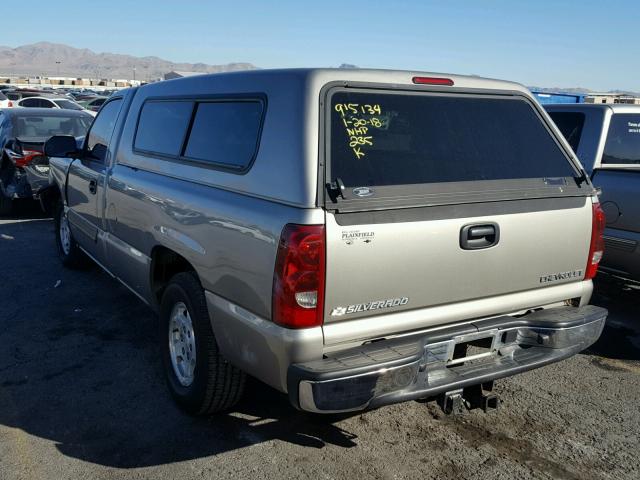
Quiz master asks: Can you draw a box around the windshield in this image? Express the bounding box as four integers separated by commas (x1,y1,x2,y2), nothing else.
329,90,576,189
53,99,84,111
13,115,93,138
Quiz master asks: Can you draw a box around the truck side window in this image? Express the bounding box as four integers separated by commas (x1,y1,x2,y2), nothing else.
86,98,123,164
134,101,193,157
183,101,263,169
602,114,640,165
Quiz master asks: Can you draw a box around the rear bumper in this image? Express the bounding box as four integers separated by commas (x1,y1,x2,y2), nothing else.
288,305,607,413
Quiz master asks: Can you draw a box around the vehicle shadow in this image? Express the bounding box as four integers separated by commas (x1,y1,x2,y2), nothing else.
584,279,640,361
0,198,50,220
0,214,358,469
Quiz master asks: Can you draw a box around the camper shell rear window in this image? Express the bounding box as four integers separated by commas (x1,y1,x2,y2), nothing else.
329,90,576,187
325,88,583,210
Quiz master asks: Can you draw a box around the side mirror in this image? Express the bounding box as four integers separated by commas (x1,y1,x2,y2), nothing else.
44,135,80,158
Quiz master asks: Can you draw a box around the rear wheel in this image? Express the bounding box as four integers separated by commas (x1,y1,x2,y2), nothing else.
160,272,245,415
54,200,88,268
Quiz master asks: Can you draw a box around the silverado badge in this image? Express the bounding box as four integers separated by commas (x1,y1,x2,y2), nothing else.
331,297,409,316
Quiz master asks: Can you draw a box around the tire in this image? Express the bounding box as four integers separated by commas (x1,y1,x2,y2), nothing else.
0,194,11,216
54,200,89,268
160,271,246,415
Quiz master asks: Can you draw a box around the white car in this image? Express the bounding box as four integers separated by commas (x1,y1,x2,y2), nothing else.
16,96,96,116
0,90,14,108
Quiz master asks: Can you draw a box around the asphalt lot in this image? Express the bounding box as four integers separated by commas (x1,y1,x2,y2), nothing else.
1,200,639,480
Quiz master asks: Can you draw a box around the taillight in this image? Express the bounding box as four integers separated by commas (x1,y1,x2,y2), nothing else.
8,101,13,107
6,149,44,168
272,224,325,329
585,202,606,280
412,76,454,86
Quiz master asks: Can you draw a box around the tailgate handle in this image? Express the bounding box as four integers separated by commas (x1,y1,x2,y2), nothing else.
460,223,499,250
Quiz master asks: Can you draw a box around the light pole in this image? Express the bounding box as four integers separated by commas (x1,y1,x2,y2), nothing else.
133,67,136,82
55,61,61,76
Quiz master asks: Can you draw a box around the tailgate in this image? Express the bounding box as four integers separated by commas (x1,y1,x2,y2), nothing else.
322,87,594,333
324,197,592,323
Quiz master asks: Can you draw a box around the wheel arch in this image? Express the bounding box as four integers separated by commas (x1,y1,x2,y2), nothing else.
150,245,199,305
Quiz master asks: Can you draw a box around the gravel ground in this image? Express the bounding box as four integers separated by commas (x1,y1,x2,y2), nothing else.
1,200,639,480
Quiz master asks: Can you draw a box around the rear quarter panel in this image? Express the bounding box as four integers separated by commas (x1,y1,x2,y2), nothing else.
105,164,324,319
103,72,327,315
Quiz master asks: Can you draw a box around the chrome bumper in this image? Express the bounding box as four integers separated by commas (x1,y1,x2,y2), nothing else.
288,305,607,413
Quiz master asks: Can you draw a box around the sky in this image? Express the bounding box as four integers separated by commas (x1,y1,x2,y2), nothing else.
5,0,639,91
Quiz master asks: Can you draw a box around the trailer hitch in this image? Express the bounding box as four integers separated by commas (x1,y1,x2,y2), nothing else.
438,382,500,415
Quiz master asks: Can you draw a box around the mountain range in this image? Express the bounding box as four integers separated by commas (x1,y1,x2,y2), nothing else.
0,43,636,95
0,42,255,80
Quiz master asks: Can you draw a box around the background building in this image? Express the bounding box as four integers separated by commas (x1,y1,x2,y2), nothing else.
584,93,640,104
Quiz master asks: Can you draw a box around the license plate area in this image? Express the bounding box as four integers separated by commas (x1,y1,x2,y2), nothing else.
447,330,499,367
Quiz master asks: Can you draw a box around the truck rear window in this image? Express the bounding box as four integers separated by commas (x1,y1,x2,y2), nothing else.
602,114,640,165
329,91,575,188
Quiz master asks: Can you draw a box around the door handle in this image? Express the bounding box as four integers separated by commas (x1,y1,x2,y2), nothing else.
460,223,500,250
88,179,97,195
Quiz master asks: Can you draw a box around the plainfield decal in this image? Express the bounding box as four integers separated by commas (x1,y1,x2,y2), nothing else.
341,230,375,245
331,297,409,316
539,270,584,284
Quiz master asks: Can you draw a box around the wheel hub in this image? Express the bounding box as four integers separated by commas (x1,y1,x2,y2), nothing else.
59,212,71,255
168,302,197,387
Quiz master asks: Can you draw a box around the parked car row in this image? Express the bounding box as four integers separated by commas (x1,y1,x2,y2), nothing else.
0,85,107,116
